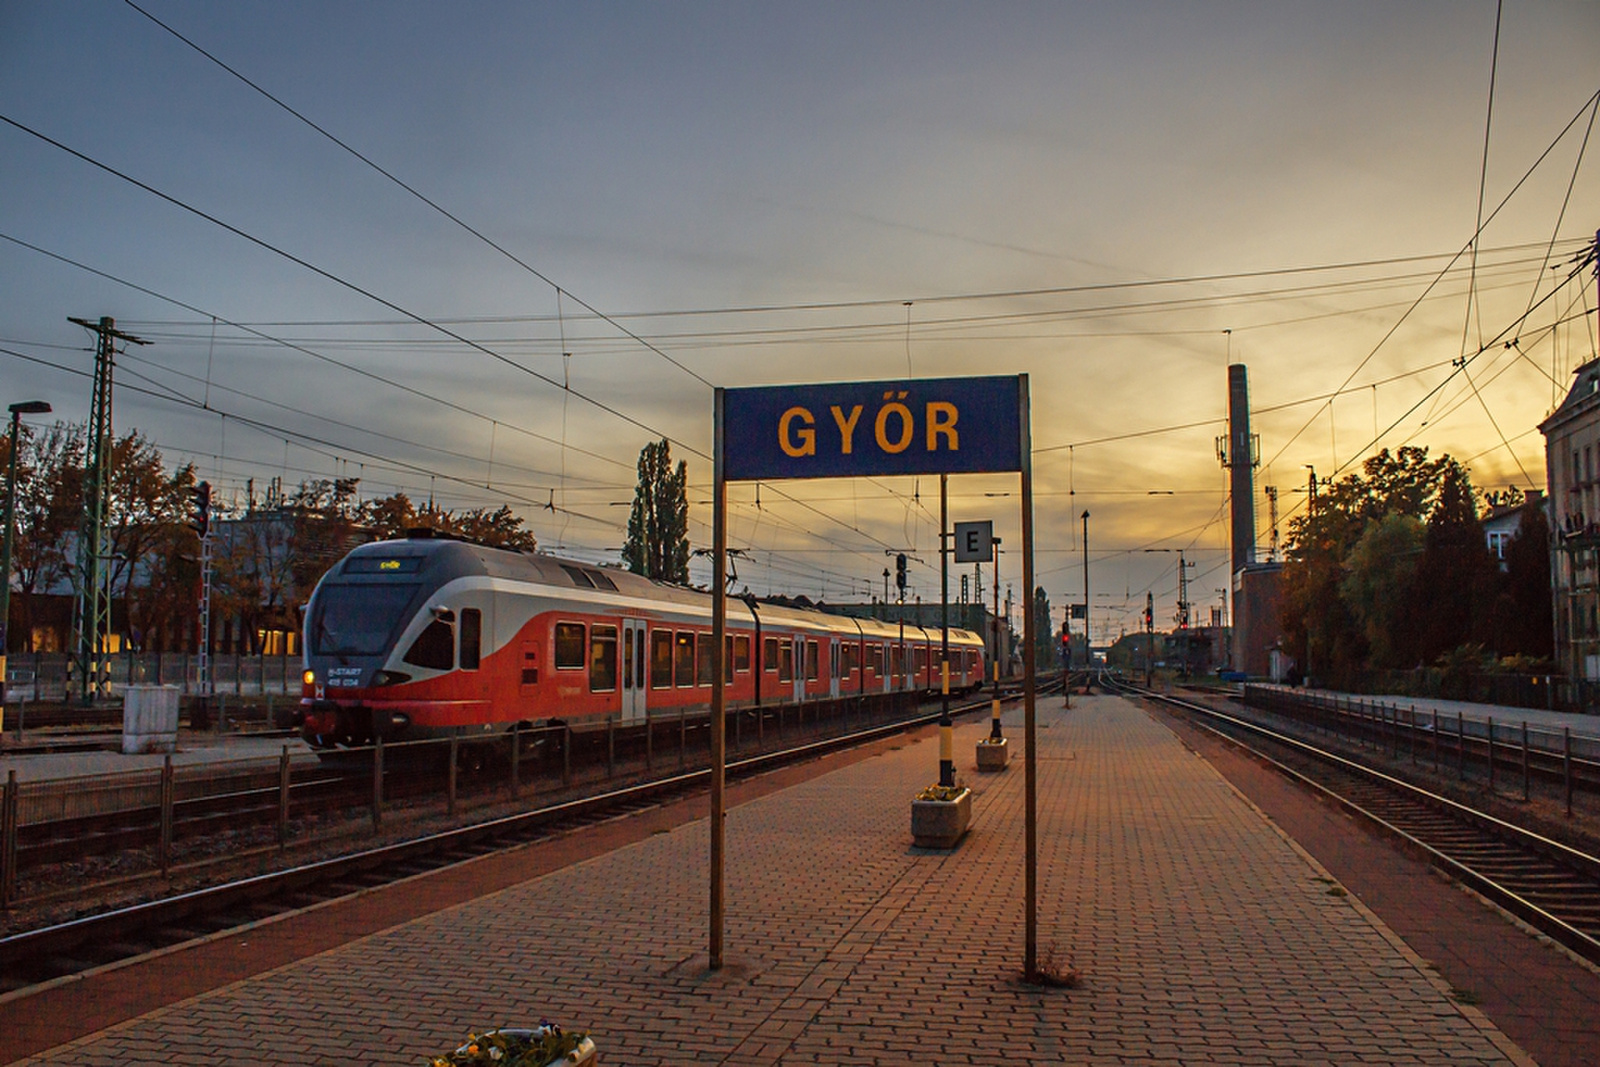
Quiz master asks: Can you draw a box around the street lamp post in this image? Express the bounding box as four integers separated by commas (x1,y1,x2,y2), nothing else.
1,400,52,708
1303,465,1316,686
1080,510,1090,670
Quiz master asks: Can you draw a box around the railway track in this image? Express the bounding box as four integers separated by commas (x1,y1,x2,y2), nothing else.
0,686,1041,999
1111,677,1600,967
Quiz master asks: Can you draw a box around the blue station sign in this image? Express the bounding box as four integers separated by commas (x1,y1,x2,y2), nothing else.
722,374,1025,481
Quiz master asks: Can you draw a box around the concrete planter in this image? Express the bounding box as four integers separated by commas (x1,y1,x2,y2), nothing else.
975,736,1009,772
911,787,971,849
122,684,181,754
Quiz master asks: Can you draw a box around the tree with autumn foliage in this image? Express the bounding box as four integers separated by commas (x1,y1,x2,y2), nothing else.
1280,446,1549,686
355,491,538,551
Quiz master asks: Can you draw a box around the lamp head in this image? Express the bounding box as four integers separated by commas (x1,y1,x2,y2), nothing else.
8,401,50,417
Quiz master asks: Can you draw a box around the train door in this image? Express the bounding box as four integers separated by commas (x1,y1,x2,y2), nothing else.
792,635,805,704
829,639,840,699
621,618,647,722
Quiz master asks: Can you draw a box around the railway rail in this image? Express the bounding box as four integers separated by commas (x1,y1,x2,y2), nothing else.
0,683,1044,999
1112,676,1600,968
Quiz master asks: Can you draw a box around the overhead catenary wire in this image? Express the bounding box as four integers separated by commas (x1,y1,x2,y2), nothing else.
1262,86,1600,476
0,114,707,461
120,0,716,392
0,231,635,476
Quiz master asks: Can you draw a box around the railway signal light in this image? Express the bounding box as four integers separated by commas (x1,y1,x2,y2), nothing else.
895,552,907,592
190,481,211,539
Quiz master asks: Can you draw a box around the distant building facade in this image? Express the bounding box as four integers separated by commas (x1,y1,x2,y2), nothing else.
1539,358,1600,681
1231,562,1284,678
1481,490,1544,571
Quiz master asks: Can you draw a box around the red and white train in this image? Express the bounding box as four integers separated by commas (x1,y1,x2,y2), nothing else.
296,533,988,749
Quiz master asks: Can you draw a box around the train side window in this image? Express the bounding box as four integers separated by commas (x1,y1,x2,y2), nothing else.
733,634,751,673
804,640,819,681
650,630,673,688
589,624,618,692
459,609,481,671
778,641,794,684
763,636,778,672
554,622,586,669
841,643,856,676
697,633,714,686
402,619,454,671
675,631,696,687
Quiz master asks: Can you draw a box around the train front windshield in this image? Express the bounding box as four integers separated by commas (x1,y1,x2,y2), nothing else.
311,583,419,656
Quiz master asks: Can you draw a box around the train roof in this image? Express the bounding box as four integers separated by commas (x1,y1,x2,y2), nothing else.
336,536,696,601
331,538,984,646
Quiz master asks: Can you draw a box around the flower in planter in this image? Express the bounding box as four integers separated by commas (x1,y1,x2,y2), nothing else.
429,1022,589,1066
915,784,966,802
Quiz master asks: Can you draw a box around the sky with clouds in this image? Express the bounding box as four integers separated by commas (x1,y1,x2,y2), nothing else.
1,1,1596,642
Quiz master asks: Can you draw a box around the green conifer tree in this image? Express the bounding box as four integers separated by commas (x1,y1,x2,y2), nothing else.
622,439,690,583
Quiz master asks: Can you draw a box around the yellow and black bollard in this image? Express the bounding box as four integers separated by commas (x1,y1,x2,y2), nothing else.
938,659,955,787
991,660,1004,739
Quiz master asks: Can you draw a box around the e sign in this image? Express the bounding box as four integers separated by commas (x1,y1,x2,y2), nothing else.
954,520,994,563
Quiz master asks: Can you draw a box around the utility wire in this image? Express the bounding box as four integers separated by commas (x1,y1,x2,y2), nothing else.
0,231,633,474
0,114,705,461
1332,254,1592,480
1263,87,1600,474
121,0,714,391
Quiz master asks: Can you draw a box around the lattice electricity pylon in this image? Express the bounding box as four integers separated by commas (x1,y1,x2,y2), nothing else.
67,316,146,703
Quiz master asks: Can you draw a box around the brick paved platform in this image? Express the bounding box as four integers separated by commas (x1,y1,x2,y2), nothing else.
15,695,1534,1065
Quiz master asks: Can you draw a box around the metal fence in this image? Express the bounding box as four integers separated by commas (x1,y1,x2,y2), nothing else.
1242,683,1600,810
0,688,928,904
4,651,301,702
1344,668,1590,713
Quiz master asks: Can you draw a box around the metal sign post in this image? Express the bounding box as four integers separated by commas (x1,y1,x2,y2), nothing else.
713,374,1038,978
